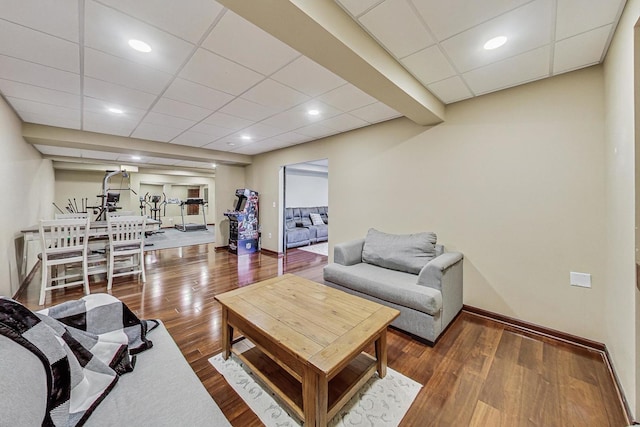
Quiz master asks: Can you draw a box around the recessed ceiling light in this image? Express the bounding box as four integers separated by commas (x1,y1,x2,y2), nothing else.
308,109,320,116
128,39,152,53
211,163,216,168
227,142,236,146
483,36,507,50
131,155,141,160
240,135,252,141
107,107,124,114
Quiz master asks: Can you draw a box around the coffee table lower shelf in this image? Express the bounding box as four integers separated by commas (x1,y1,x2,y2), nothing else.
231,340,378,423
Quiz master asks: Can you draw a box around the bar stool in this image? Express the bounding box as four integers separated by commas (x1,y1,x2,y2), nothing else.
107,215,147,290
38,217,90,305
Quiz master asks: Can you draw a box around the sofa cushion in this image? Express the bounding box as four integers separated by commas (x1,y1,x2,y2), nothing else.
323,263,442,315
362,229,437,274
300,208,314,226
287,227,310,243
310,213,324,225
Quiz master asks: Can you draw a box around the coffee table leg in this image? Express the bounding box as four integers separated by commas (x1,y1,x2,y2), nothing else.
375,330,388,378
303,368,328,427
221,307,233,360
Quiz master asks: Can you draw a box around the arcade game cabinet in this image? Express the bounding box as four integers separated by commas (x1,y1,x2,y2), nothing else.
224,189,259,255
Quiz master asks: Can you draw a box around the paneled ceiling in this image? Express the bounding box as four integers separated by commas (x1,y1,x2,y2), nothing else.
0,0,627,170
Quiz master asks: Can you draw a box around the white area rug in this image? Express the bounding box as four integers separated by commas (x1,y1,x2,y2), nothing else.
297,242,328,256
209,353,421,427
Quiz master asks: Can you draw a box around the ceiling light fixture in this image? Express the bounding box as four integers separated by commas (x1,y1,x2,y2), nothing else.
483,36,507,50
128,39,152,53
227,142,236,146
131,155,141,160
211,163,216,168
107,107,124,114
240,135,252,141
308,109,320,116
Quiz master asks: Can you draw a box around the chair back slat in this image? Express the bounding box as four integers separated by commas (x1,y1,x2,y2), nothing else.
107,215,146,246
40,218,90,257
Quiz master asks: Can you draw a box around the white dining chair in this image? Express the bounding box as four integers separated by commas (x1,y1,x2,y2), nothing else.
38,217,90,305
106,215,147,290
55,212,89,220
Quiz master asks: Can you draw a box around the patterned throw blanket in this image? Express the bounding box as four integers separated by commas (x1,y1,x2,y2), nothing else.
0,294,158,427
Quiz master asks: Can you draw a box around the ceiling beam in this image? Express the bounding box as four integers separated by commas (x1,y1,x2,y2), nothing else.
218,0,445,126
22,123,252,166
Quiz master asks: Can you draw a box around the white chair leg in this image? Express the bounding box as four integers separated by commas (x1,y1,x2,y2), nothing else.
140,251,146,283
83,258,90,296
107,252,114,290
39,264,48,306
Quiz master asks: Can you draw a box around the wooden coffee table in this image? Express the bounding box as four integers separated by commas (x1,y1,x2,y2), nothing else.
215,274,399,427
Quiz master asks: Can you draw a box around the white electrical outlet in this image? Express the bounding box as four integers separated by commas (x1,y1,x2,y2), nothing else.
570,272,591,288
268,233,272,238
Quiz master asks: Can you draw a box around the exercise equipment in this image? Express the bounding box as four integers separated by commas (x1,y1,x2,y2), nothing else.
140,192,167,222
94,170,137,221
175,198,208,232
224,189,259,255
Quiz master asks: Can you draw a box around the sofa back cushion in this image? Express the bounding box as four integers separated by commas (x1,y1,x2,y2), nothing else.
362,228,437,274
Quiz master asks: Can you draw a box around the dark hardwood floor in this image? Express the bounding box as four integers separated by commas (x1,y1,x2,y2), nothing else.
16,244,630,426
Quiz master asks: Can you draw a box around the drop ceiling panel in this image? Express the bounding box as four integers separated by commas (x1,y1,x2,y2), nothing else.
142,111,196,130
84,48,173,94
131,122,186,142
20,112,80,130
0,19,79,73
80,149,121,161
83,111,139,136
151,97,212,122
401,45,457,85
170,131,215,147
295,123,336,138
163,78,234,111
236,123,285,140
96,0,223,43
441,0,553,73
427,76,473,104
411,0,530,40
321,113,369,132
219,97,278,122
463,46,550,95
84,1,194,75
202,112,253,131
553,25,611,74
202,11,300,75
241,79,310,110
179,48,263,95
317,84,378,112
261,110,317,132
0,79,80,109
83,96,147,122
337,0,383,17
8,97,81,122
34,144,82,157
84,77,157,110
0,55,80,94
270,132,311,144
350,102,401,123
0,0,79,42
271,56,346,97
556,0,621,40
359,0,434,58
190,122,233,139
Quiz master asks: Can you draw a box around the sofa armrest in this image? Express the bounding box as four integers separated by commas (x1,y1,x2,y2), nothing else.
418,251,463,291
418,251,463,331
334,238,365,266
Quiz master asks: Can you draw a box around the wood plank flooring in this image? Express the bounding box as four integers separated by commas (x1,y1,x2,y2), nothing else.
15,244,630,426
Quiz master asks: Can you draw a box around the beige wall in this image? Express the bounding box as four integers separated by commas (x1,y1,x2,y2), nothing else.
604,0,640,416
249,66,607,342
0,96,54,297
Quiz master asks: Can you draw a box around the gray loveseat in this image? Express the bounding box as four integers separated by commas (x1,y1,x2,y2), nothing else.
285,206,328,248
323,229,463,344
0,320,230,426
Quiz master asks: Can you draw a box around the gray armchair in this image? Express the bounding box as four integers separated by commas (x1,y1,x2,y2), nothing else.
323,229,463,344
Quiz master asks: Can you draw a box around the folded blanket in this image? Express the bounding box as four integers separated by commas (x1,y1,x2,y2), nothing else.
0,294,158,427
